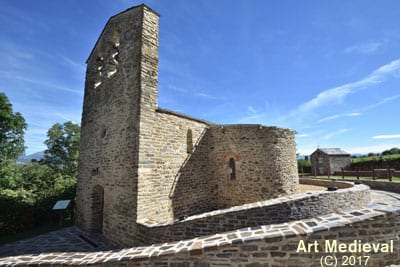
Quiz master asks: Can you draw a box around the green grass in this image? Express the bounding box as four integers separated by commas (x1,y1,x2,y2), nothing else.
351,154,400,164
300,174,400,183
0,219,73,245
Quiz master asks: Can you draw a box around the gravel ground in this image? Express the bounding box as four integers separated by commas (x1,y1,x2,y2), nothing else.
299,184,326,192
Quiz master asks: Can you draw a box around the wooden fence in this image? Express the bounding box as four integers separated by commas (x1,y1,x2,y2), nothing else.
298,166,399,181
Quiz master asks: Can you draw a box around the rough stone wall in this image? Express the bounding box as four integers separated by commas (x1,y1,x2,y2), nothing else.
137,110,210,222
136,180,369,245
4,207,399,267
167,125,299,220
311,152,351,175
76,4,300,247
133,208,400,267
329,155,352,173
310,151,330,175
344,179,400,194
75,5,159,246
208,126,298,209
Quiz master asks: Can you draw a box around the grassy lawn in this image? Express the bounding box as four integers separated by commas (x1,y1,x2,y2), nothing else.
300,174,400,183
351,154,400,164
0,219,73,246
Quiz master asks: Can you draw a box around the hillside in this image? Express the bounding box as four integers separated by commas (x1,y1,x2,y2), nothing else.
351,154,400,170
17,151,45,164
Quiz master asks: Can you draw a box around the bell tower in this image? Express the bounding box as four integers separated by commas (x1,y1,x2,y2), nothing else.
75,4,159,246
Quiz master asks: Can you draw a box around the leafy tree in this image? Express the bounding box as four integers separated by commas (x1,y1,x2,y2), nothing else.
43,121,80,176
0,93,27,162
0,161,22,190
382,147,400,156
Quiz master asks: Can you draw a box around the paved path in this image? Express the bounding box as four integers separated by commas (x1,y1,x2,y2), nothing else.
0,226,108,257
370,190,400,207
0,190,399,265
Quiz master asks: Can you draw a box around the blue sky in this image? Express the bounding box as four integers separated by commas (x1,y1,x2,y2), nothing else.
1,0,400,155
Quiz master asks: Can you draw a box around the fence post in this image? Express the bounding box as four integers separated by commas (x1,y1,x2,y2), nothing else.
371,167,375,180
356,167,359,180
314,167,317,178
341,167,344,179
327,167,330,178
387,167,392,182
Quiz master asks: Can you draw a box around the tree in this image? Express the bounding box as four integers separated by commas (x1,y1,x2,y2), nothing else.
43,121,80,176
382,147,400,156
0,93,27,162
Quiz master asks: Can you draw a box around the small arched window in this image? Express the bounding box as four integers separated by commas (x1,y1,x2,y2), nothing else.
229,157,236,180
187,129,193,153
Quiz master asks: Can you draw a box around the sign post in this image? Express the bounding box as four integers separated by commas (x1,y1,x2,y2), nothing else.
52,200,71,226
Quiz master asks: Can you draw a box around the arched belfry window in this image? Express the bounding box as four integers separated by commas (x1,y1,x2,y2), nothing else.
229,157,236,180
187,129,193,153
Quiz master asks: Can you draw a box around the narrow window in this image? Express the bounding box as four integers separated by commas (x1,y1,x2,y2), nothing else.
187,129,193,153
229,157,236,180
91,185,104,233
100,124,107,139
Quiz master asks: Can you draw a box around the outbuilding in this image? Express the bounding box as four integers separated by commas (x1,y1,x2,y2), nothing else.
310,148,351,175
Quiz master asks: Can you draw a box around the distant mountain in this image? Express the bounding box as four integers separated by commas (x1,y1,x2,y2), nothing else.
17,151,45,163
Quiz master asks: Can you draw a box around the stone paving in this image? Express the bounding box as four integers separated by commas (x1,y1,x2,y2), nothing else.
370,190,400,207
0,189,399,266
0,226,108,258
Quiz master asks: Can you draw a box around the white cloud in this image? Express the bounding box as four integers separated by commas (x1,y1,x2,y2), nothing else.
347,112,361,117
247,105,257,114
60,55,85,75
0,71,82,94
167,84,188,93
194,91,221,100
294,58,400,114
317,112,362,123
318,114,341,123
323,128,348,140
296,133,309,138
362,94,400,112
344,41,383,54
373,135,400,140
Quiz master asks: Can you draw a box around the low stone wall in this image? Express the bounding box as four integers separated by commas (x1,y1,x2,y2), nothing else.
357,180,400,194
135,180,369,245
334,169,399,179
313,177,400,194
334,170,374,177
2,206,399,267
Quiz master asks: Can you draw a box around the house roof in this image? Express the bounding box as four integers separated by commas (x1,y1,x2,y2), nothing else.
314,148,350,156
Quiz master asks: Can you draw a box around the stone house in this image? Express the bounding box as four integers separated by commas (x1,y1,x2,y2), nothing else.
75,4,299,247
310,148,351,175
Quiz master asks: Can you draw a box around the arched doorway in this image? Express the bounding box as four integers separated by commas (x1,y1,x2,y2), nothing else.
91,185,104,233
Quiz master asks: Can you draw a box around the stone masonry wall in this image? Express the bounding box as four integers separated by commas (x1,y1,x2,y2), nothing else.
310,152,351,175
307,178,400,194
4,206,399,267
208,125,298,209
76,4,301,247
137,110,210,223
167,125,299,221
76,6,149,247
135,180,370,245
310,151,330,175
328,155,352,173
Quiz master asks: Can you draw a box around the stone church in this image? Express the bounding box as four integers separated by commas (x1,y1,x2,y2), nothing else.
75,4,298,247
